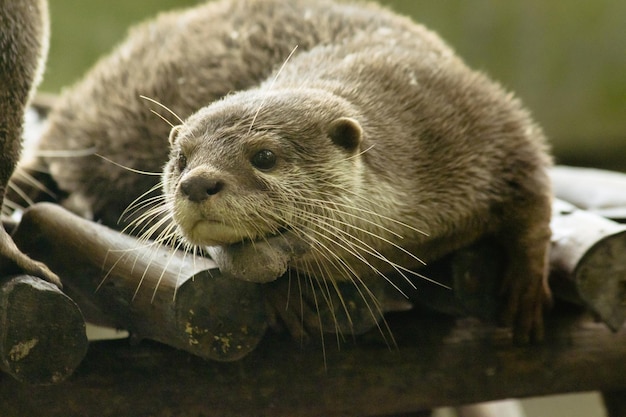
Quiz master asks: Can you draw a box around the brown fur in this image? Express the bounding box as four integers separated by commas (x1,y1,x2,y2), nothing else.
164,23,553,342
0,0,60,285
30,0,429,228
24,0,551,340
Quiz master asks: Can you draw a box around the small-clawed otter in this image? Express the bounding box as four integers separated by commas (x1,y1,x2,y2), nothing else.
0,0,60,286
25,0,551,341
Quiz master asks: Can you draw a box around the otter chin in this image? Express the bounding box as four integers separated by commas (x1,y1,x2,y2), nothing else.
176,219,245,247
172,198,275,247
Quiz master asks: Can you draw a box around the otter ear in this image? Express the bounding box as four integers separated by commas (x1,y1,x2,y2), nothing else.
168,125,183,146
327,117,362,151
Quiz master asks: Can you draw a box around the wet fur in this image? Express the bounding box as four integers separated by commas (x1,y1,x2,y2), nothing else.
20,0,552,341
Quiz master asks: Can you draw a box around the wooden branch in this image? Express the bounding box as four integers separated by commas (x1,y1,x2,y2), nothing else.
0,308,625,417
0,275,87,385
12,202,267,362
1,197,625,402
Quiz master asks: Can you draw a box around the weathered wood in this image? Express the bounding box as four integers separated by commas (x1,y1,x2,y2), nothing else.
549,199,626,330
0,307,624,417
0,275,87,385
12,202,267,362
423,198,626,332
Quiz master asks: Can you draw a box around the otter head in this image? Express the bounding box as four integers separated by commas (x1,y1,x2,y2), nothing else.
162,88,365,247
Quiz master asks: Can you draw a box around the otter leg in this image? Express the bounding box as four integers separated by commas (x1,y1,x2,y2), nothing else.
0,226,61,287
499,192,552,343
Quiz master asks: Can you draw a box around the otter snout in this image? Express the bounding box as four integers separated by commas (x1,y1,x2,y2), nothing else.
180,175,224,202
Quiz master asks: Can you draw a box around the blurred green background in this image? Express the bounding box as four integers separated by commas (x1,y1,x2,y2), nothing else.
42,0,625,169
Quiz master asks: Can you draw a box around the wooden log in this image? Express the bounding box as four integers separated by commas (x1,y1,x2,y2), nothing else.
418,199,626,332
0,275,87,385
549,199,626,331
8,172,626,357
0,307,624,417
12,202,267,362
12,196,626,361
4,203,517,352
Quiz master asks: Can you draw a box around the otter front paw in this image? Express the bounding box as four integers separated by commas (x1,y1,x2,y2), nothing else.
500,232,552,343
0,227,62,288
206,232,308,283
501,272,551,344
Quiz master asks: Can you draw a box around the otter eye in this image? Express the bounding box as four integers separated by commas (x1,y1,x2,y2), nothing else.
251,149,276,171
176,151,187,172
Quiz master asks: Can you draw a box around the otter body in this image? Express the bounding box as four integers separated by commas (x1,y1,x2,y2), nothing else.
29,0,551,340
166,26,553,341
0,0,59,285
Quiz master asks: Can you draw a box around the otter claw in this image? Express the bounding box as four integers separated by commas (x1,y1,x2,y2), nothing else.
0,227,62,288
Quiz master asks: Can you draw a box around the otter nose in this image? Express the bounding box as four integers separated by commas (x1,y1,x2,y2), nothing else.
180,175,224,202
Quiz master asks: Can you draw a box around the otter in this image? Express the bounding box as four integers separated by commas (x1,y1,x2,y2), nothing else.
165,32,553,342
23,0,551,341
0,0,60,286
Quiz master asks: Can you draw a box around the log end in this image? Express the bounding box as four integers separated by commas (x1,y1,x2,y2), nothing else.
173,271,268,362
576,230,626,331
0,275,88,385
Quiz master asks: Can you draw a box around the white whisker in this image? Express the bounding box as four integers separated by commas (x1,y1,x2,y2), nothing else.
150,109,176,128
36,147,97,158
95,153,161,176
139,95,184,125
248,45,299,133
